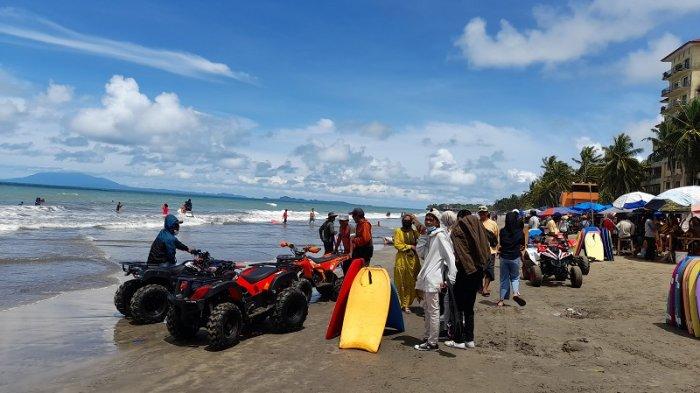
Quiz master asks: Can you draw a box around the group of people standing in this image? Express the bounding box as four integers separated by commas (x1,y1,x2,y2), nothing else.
317,208,374,271
392,206,526,351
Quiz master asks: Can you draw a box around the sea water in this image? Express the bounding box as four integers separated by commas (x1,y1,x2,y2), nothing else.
0,183,408,309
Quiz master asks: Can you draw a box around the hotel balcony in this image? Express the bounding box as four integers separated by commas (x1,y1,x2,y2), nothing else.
662,87,671,96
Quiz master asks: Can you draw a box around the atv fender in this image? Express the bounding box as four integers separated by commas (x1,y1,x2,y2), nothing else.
524,248,540,266
270,271,298,293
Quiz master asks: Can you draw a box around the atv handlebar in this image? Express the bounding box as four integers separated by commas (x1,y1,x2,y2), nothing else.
280,241,320,256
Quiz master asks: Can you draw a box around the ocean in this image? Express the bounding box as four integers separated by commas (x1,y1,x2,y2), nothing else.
0,183,410,309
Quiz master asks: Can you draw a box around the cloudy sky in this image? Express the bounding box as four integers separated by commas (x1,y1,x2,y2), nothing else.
0,1,698,208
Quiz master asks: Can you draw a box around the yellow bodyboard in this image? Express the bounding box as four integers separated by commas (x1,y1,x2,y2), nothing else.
584,232,604,261
688,262,700,337
339,267,390,353
682,260,700,335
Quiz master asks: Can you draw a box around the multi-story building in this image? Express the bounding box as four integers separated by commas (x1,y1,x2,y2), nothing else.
642,39,700,194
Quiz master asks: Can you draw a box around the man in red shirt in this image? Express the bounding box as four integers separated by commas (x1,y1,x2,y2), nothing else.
346,207,373,272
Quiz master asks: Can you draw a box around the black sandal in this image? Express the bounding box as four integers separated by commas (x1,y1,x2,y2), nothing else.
513,295,526,306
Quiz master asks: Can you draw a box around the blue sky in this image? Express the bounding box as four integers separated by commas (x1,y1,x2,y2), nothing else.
0,1,698,208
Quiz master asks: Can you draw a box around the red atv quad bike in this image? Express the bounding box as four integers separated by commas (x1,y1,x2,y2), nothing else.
166,260,308,350
278,241,350,301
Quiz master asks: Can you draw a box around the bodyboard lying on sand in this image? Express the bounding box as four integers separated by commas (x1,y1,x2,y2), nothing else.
601,229,614,261
574,231,584,256
584,231,604,261
687,264,700,337
325,259,364,339
675,256,695,328
385,283,405,332
339,267,391,353
682,259,700,335
667,261,682,325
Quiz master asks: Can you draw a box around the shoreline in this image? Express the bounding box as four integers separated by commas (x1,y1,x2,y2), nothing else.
2,247,699,392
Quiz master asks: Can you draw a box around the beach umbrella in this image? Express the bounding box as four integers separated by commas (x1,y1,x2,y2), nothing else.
571,202,609,213
540,206,575,217
612,191,655,210
599,206,633,215
645,186,700,216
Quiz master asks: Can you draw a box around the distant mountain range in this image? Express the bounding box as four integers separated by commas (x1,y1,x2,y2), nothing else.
0,172,391,208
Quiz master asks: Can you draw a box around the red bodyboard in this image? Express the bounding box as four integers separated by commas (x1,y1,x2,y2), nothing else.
325,258,364,339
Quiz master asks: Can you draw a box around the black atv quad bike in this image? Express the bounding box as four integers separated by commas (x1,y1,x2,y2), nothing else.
166,261,308,350
114,250,219,324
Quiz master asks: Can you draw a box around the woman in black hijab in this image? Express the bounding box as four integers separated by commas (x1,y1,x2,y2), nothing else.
497,211,526,307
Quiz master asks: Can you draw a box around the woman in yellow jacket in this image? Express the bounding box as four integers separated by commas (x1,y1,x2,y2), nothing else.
394,214,422,312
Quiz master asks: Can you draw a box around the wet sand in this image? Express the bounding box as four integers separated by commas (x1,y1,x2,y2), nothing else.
1,248,698,393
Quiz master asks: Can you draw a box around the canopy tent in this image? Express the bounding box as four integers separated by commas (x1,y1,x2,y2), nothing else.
571,202,610,213
645,186,700,217
539,206,576,217
612,191,655,210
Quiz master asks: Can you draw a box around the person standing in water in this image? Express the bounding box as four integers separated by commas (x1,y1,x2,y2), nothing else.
184,198,193,212
394,214,422,313
309,208,316,224
116,202,123,213
282,209,288,224
162,203,169,216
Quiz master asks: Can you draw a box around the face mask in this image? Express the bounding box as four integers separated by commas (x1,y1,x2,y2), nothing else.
426,226,437,234
402,220,412,229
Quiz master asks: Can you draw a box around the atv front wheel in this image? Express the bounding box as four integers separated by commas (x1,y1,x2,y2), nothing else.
576,255,590,275
130,284,170,324
529,265,543,287
569,266,583,288
114,280,141,317
166,306,199,340
206,302,242,350
270,288,308,332
293,278,313,301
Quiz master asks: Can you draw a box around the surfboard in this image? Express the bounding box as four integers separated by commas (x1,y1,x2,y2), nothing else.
667,261,682,325
385,283,405,333
325,259,364,339
686,263,700,336
604,229,615,261
574,230,584,256
675,256,694,328
584,231,604,261
339,267,391,353
682,259,700,335
601,229,610,261
695,271,700,337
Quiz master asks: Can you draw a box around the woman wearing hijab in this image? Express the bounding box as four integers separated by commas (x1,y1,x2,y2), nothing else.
393,214,422,312
498,211,527,307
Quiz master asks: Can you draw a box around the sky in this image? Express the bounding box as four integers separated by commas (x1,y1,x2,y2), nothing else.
0,1,699,208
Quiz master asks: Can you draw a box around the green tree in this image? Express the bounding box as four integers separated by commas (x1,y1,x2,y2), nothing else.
572,145,602,183
528,156,574,207
600,133,646,201
648,98,700,185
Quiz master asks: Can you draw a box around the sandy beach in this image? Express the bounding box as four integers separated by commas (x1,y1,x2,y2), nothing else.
0,246,697,393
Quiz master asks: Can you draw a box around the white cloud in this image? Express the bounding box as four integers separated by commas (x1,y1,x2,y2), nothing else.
575,136,603,155
624,115,663,154
220,156,249,170
428,148,476,186
507,169,538,183
360,121,393,140
0,97,26,122
0,7,254,82
620,33,682,83
176,170,192,179
454,1,700,68
70,75,199,144
144,167,164,177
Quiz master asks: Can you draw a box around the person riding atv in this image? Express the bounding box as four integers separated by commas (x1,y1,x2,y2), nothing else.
148,214,191,265
114,214,196,324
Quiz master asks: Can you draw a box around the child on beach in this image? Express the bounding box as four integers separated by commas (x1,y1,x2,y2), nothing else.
414,210,457,351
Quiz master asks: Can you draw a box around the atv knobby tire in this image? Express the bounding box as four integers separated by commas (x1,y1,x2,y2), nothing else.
130,284,170,324
530,265,543,287
576,255,590,275
570,266,583,288
114,279,141,317
166,306,199,340
206,302,243,350
270,288,308,332
293,278,313,301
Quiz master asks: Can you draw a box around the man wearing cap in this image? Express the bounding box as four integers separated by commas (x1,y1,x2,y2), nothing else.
478,205,499,297
334,214,353,254
319,212,338,254
347,207,373,271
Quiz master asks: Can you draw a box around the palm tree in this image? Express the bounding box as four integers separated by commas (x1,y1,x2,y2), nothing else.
573,146,602,183
527,156,574,207
600,133,646,200
668,98,700,184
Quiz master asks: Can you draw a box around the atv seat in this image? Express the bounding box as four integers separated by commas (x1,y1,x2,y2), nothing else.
239,266,278,284
309,255,336,264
